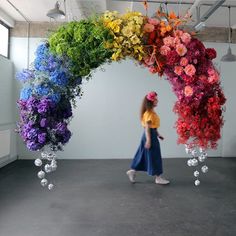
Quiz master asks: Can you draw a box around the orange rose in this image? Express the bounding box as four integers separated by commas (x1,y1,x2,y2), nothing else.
184,86,193,97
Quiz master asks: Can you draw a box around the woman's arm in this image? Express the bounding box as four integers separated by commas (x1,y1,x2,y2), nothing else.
157,130,164,140
145,121,152,149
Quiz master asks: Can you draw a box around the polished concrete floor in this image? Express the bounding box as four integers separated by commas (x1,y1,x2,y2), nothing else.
0,158,236,236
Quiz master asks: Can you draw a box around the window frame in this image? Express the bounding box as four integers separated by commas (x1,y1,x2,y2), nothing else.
0,20,10,59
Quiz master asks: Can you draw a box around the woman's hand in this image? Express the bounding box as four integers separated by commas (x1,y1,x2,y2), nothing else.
145,123,151,149
145,141,151,149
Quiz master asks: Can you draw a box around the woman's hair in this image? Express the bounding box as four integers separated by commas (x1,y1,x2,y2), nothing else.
140,96,155,120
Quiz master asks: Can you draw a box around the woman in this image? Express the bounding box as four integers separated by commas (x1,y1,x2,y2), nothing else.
126,91,170,185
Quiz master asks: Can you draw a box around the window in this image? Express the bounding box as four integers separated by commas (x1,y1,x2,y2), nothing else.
0,21,9,58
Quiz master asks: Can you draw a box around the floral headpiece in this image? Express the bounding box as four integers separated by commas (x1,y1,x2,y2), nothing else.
146,91,157,102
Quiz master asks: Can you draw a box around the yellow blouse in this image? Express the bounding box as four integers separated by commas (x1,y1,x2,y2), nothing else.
141,110,160,128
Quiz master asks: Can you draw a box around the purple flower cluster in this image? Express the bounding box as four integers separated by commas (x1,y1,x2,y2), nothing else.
16,42,81,151
53,122,71,144
17,96,72,151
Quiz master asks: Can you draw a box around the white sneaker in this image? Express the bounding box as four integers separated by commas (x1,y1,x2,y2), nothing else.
155,176,170,185
126,170,136,183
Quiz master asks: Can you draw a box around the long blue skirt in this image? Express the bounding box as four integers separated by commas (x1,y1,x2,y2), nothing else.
130,128,163,176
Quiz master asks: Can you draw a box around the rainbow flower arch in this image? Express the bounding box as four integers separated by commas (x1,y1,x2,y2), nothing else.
16,10,226,188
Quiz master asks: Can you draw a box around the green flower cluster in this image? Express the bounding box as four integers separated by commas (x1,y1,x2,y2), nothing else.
49,18,114,79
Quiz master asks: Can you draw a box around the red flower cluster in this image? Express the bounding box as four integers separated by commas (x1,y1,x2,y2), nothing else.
142,14,226,149
167,35,226,148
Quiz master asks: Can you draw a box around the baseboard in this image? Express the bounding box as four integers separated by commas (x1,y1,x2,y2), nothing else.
0,155,18,168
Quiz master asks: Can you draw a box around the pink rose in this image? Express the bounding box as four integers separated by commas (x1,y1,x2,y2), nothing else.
174,66,183,76
207,68,215,76
208,75,219,84
176,44,187,56
160,45,171,55
149,66,157,73
195,50,200,56
174,30,183,37
180,57,188,67
148,18,159,25
184,86,193,97
199,75,207,81
208,70,219,84
163,36,175,47
184,64,196,76
181,32,191,44
144,56,155,66
174,37,181,45
144,23,155,32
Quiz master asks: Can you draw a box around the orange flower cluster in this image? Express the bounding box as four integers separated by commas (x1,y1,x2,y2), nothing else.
158,11,182,36
141,11,189,76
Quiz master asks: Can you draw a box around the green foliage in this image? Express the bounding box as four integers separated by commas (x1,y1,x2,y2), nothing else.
49,18,114,79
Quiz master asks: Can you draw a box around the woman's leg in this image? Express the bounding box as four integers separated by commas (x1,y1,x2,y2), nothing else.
126,169,136,183
127,132,146,183
155,175,170,185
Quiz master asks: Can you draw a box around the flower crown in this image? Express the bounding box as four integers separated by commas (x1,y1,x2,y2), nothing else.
146,91,157,102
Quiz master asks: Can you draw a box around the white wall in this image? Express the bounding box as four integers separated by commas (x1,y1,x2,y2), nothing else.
11,37,235,159
0,55,17,166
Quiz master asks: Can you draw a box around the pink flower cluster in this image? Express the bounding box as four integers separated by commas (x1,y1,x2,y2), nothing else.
141,18,168,75
161,30,226,149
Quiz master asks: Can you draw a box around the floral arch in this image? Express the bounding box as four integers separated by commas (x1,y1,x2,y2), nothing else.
17,10,226,188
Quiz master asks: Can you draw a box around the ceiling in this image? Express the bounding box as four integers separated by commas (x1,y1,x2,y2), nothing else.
1,0,236,28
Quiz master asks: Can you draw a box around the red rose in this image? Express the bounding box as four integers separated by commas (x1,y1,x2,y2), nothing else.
149,31,156,40
166,51,180,65
206,48,217,59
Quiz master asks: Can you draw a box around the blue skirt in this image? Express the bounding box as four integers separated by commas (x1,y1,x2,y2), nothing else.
130,128,163,176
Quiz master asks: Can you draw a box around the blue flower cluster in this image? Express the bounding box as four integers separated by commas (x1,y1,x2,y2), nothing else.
20,87,32,100
50,70,69,86
16,42,80,151
34,43,70,87
16,69,35,83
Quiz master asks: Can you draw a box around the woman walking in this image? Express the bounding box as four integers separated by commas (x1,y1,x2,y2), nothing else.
126,91,170,185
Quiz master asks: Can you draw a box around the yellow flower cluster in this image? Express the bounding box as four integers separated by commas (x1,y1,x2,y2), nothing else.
101,11,146,61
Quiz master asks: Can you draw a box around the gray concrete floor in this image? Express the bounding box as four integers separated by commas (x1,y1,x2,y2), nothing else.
0,158,236,236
